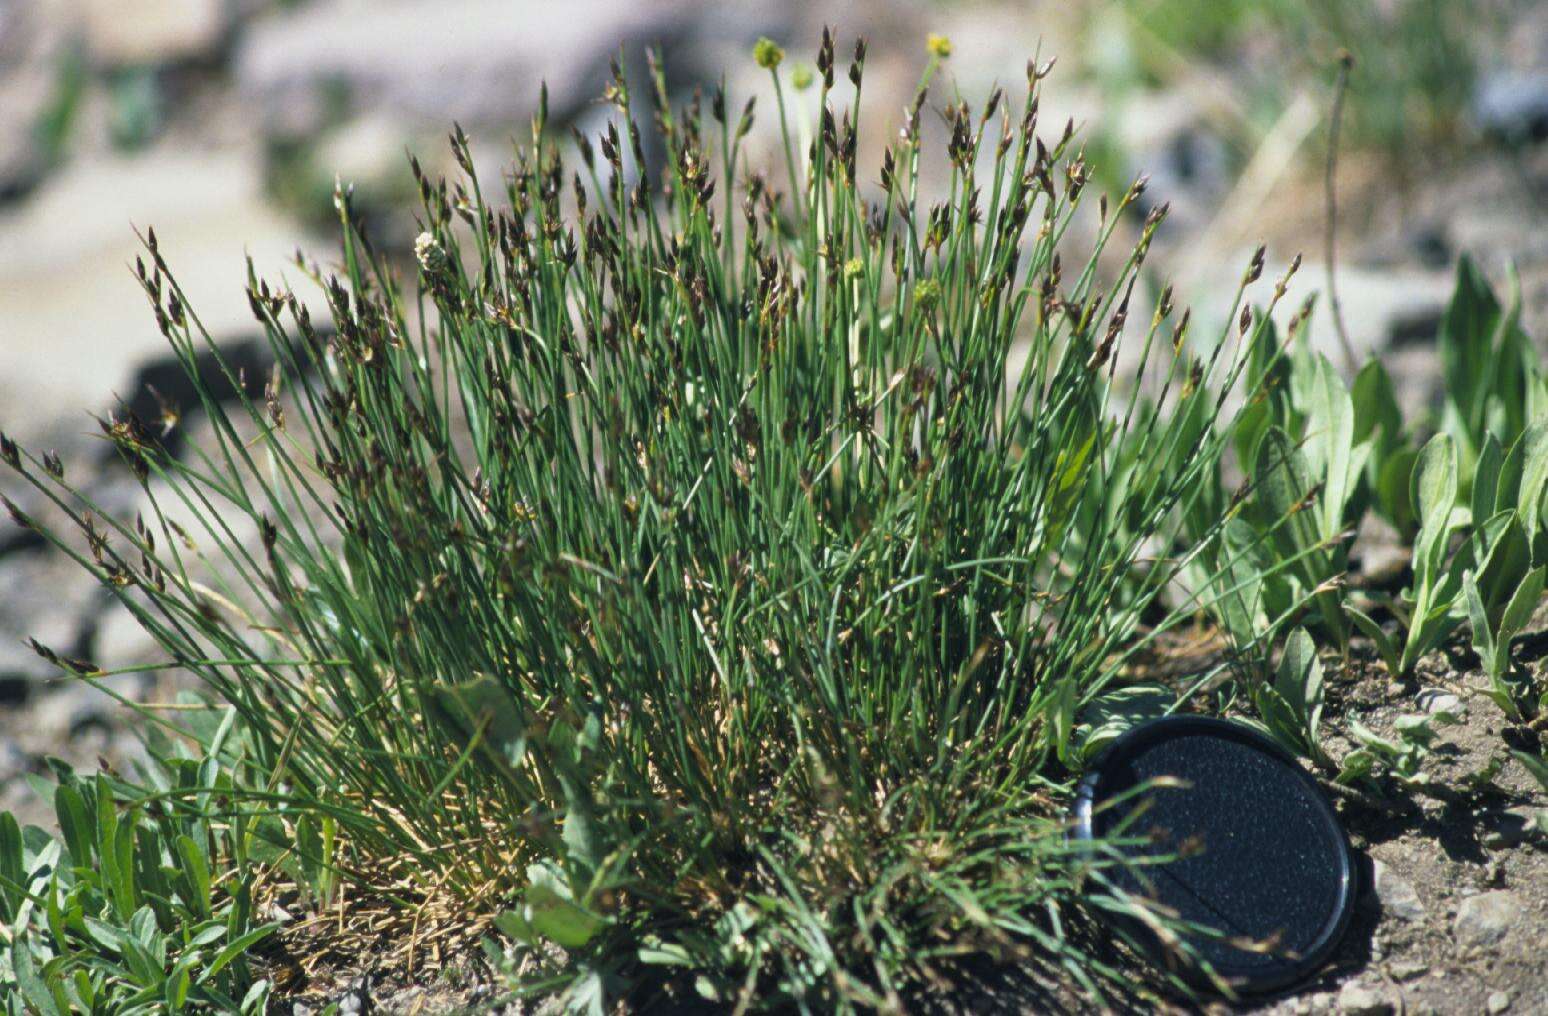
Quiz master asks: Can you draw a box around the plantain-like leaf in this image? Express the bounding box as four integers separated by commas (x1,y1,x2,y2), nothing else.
499,861,609,950
1346,606,1401,678
1472,434,1504,529
428,673,530,781
1074,684,1174,760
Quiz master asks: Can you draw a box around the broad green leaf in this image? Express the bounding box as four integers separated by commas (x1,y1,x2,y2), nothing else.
0,811,23,923
1438,254,1500,438
12,936,63,1015
94,775,133,921
1075,684,1174,759
567,969,608,1016
55,784,92,870
1254,426,1311,522
1472,434,1503,527
113,810,138,923
1255,686,1304,757
1472,512,1531,623
240,980,273,1014
1352,358,1403,449
1274,628,1323,738
165,954,195,1009
1307,355,1357,541
500,862,609,950
1516,750,1548,794
1514,420,1548,544
1346,606,1401,678
176,835,213,920
201,924,279,982
1336,748,1376,785
428,674,529,779
1050,676,1077,764
1195,517,1267,647
1463,573,1498,680
1411,433,1460,595
1487,566,1548,690
1414,433,1459,538
1375,446,1419,537
1499,566,1547,646
637,939,695,966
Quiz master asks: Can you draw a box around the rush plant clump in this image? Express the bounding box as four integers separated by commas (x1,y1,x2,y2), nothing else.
2,34,1335,1012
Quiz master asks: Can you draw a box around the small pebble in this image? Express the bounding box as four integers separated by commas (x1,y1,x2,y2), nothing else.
1487,991,1511,1014
1389,959,1427,981
1372,861,1426,922
1473,70,1548,145
1454,891,1522,949
1338,981,1393,1016
1416,688,1464,717
338,973,372,1015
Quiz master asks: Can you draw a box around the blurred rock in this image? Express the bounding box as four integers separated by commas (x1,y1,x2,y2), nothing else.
236,0,700,138
1372,860,1426,922
0,523,46,561
0,772,50,832
116,335,275,461
1473,71,1548,147
318,113,416,197
83,590,165,686
1115,90,1232,239
1248,262,1449,364
1417,689,1465,718
0,737,28,784
1338,982,1393,1016
0,0,71,203
0,552,100,683
79,0,234,69
0,147,321,447
1454,890,1521,950
34,679,119,744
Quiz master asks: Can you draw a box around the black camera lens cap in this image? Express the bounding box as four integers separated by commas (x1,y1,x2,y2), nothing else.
1073,715,1356,994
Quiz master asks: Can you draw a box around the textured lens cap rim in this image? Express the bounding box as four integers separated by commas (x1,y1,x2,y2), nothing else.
1072,715,1358,995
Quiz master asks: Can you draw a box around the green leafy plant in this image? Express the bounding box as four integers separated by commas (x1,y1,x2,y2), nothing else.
1253,628,1331,768
0,720,275,1014
1337,710,1460,787
0,37,1298,1010
1461,422,1548,717
1350,357,1418,540
1351,417,1548,680
1199,316,1372,649
1465,565,1546,720
1437,258,1548,486
1347,433,1466,675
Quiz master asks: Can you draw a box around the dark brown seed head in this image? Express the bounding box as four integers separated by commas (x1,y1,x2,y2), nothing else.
1172,308,1192,351
2,494,31,530
1245,243,1266,284
27,638,58,665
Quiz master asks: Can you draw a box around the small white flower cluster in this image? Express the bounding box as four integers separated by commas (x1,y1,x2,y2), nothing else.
415,231,448,276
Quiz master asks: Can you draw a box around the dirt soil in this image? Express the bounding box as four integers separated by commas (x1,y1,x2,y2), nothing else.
1245,654,1548,1016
